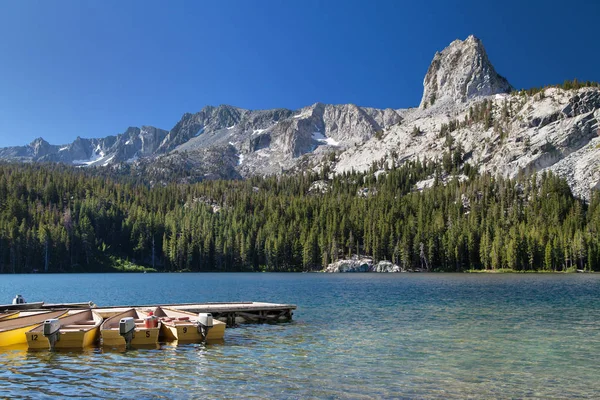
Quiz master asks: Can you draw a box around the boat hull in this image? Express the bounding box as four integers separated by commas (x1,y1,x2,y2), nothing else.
99,308,162,348
101,327,160,347
0,310,69,347
161,321,226,342
0,324,40,347
27,327,99,350
0,312,20,321
26,310,103,350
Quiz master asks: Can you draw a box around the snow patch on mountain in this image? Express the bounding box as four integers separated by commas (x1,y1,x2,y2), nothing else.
312,131,339,146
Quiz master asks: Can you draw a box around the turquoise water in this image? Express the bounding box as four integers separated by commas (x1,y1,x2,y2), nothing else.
1,273,600,398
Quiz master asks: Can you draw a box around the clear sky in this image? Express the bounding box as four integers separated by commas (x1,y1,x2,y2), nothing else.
0,0,599,147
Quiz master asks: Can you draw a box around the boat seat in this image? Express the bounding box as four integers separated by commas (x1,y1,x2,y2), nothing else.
171,321,193,325
63,320,95,326
62,324,94,329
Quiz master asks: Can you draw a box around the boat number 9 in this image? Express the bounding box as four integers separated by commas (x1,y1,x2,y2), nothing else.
31,334,38,341
183,327,188,334
145,331,150,338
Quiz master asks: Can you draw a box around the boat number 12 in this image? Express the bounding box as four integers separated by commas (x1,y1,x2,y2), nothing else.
31,334,38,341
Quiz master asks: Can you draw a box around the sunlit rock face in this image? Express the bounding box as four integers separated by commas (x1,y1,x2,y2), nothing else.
420,35,512,109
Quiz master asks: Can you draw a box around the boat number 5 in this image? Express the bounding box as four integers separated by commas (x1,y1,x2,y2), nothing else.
31,334,38,341
183,327,188,334
145,331,150,338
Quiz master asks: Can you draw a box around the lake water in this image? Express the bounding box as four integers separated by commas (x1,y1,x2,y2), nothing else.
1,273,600,399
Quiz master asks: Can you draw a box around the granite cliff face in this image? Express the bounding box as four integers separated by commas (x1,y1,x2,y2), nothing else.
1,36,599,198
335,85,600,199
420,35,512,108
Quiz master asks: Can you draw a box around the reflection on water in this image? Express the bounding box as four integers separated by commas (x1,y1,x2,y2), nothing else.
1,273,600,398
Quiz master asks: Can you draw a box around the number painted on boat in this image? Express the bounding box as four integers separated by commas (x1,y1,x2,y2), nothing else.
31,334,38,341
145,331,150,338
183,327,188,334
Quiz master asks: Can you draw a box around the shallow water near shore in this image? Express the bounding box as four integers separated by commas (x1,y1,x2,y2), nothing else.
1,272,600,398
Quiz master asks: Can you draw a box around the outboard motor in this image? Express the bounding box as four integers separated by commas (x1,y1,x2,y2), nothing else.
12,295,26,305
196,313,213,340
43,318,61,350
119,317,136,347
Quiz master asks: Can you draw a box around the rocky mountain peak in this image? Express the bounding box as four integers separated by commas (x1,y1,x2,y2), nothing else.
420,35,512,108
30,137,48,146
29,137,52,158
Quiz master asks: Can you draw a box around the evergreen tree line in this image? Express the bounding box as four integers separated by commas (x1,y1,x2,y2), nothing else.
517,78,600,96
0,160,598,273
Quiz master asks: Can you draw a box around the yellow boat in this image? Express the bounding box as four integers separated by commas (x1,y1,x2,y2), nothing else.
0,310,59,321
0,310,68,347
0,311,20,321
100,308,161,348
26,310,103,350
139,307,225,343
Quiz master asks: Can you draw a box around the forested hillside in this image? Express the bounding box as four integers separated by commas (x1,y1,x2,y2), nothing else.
0,159,597,273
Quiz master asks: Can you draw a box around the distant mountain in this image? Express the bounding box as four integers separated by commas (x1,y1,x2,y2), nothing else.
0,126,168,167
1,36,599,198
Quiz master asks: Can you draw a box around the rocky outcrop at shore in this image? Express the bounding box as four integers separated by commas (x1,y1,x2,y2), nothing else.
324,258,405,273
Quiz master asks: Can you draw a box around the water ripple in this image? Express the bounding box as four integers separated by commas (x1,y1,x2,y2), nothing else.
1,273,600,398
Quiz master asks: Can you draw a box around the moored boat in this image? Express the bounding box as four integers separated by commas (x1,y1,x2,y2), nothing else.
0,310,68,347
139,307,225,343
100,308,161,348
0,302,44,312
0,311,20,321
0,310,58,321
26,310,103,350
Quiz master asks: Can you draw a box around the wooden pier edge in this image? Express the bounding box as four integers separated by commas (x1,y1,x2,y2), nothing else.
154,302,296,327
25,301,297,328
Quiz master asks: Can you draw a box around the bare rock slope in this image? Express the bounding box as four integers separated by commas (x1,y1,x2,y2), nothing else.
420,35,512,108
1,36,599,198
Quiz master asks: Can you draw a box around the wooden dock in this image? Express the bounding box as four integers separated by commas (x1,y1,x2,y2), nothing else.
167,302,296,326
0,301,95,312
98,302,296,327
4,301,296,327
0,301,296,327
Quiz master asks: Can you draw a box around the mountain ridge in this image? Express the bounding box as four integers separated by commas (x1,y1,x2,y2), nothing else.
1,36,600,198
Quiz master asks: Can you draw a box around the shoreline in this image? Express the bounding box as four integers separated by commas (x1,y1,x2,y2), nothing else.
1,268,594,275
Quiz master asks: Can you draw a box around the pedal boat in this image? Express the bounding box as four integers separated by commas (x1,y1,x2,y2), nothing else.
139,307,225,342
26,310,103,350
100,308,161,348
0,310,68,347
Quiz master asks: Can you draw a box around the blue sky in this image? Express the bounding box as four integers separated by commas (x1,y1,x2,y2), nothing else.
0,0,599,147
